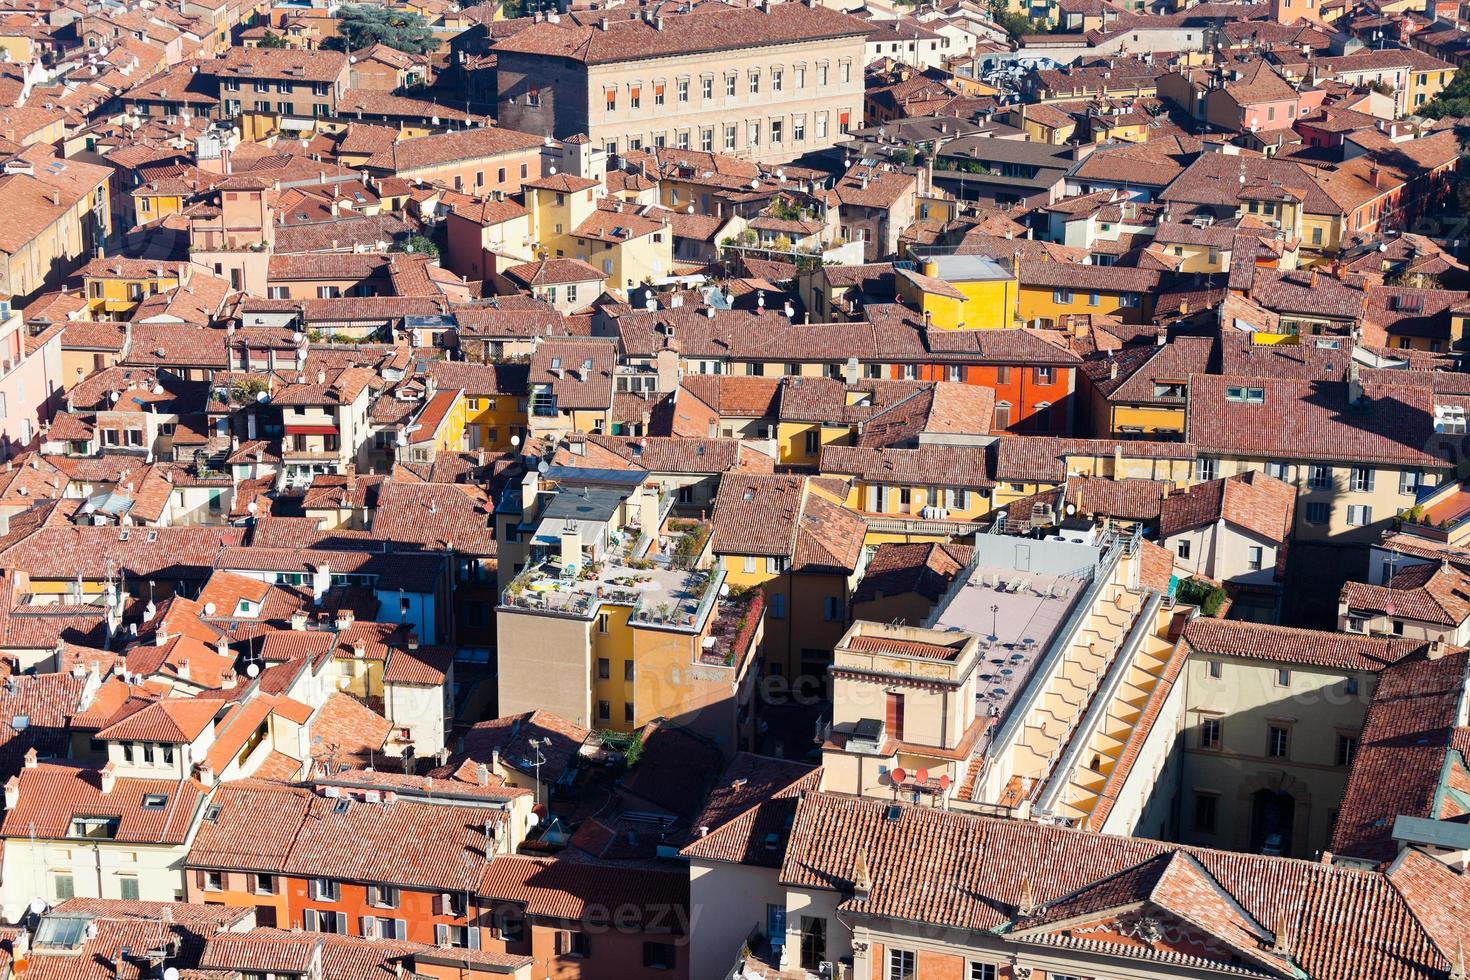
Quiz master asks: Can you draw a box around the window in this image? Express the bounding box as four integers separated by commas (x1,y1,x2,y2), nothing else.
701,128,713,152
1196,458,1219,481
1248,545,1264,571
654,82,665,106
702,77,713,99
624,702,634,724
1347,504,1373,527
1035,366,1054,384
629,85,641,109
625,661,635,682
816,114,828,139
597,657,610,679
750,72,760,94
1275,668,1291,687
1052,288,1073,303
1208,660,1222,679
677,78,689,102
888,949,916,980
1350,467,1375,492
255,874,274,895
771,119,783,144
1337,734,1358,767
1307,465,1332,490
743,556,757,574
748,121,760,147
819,63,829,86
53,874,74,900
1176,539,1192,560
643,942,677,969
724,125,737,151
804,431,820,454
970,966,997,980
823,596,842,621
841,61,851,83
726,74,736,97
141,793,169,810
1305,502,1330,524
597,700,610,721
605,89,617,111
770,593,785,618
1265,461,1289,480
1194,792,1218,832
1224,385,1265,403
555,930,590,957
118,875,139,901
205,871,223,891
1268,725,1290,758
1200,716,1221,750
313,878,340,902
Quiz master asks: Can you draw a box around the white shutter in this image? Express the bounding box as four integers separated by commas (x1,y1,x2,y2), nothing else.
361,916,377,939
866,484,878,511
435,923,449,946
303,909,319,932
393,918,407,940
468,926,481,950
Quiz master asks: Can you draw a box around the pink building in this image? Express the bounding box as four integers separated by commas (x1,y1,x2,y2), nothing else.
0,296,64,458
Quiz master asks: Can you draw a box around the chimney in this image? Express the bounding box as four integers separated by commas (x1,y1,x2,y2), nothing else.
23,747,37,769
176,658,191,682
1369,164,1381,188
407,632,420,650
335,609,355,631
1178,298,1189,316
100,761,117,794
475,763,490,786
851,849,872,897
1109,361,1119,381
1429,637,1447,660
3,776,17,810
290,610,309,631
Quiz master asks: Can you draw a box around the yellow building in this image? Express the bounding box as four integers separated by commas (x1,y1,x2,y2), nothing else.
1018,262,1161,326
524,172,603,257
990,435,1198,514
397,388,466,466
0,150,113,304
819,445,995,543
425,361,528,451
895,252,1018,331
78,258,186,317
1082,336,1214,439
710,474,868,680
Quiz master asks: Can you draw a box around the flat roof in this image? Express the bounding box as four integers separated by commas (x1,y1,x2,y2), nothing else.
933,564,1086,723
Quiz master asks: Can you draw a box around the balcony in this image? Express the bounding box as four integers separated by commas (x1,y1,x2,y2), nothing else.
503,555,725,634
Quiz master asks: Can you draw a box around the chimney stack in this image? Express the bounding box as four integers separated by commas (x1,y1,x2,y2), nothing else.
100,761,116,794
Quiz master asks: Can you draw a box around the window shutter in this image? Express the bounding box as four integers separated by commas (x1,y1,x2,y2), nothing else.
435,923,449,946
365,884,377,906
193,870,205,889
303,909,318,932
468,926,481,950
361,916,376,939
393,919,407,940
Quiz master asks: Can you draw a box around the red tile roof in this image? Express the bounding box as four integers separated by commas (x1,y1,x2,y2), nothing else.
2,761,205,843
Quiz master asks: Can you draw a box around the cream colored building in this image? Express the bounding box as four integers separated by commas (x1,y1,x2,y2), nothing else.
1173,618,1409,860
494,4,868,163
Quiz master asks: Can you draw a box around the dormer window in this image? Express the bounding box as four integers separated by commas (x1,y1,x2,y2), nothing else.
141,793,169,810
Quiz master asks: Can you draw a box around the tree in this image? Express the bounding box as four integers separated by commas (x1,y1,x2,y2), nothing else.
394,234,441,261
988,0,1044,41
328,5,436,55
1419,64,1470,119
257,30,289,48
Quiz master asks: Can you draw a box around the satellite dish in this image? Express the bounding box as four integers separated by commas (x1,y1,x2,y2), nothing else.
937,773,951,791
256,391,268,403
28,898,45,916
526,812,540,827
750,178,759,189
109,391,120,403
549,165,557,174
1065,503,1077,515
164,969,180,980
247,500,258,515
510,435,522,447
246,663,260,678
719,584,730,597
203,602,217,616
537,460,550,474
916,768,929,783
890,767,906,785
